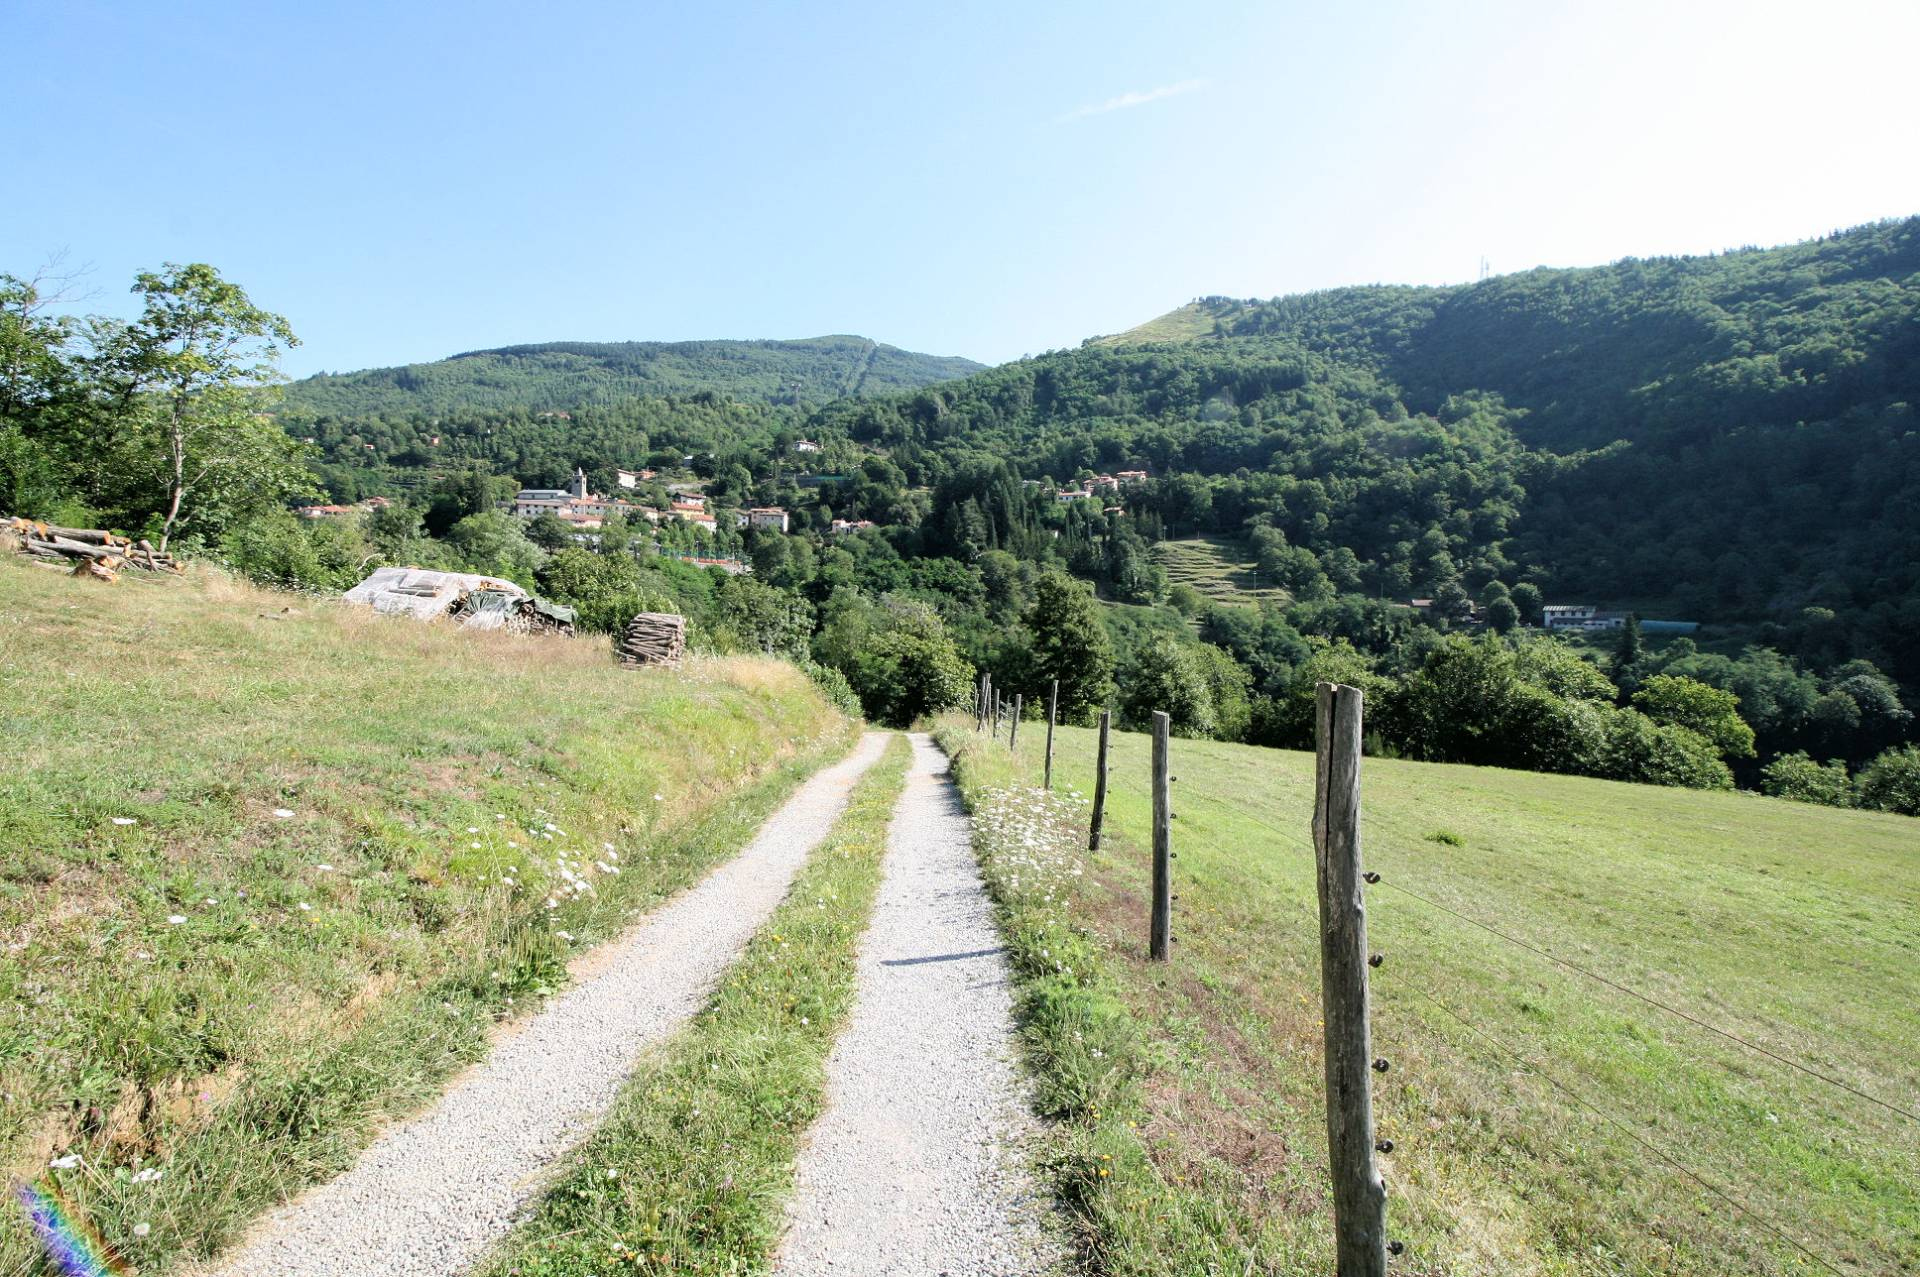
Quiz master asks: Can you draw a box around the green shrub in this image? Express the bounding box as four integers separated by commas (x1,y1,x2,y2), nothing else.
222,510,368,592
1759,752,1852,807
801,659,862,717
1599,710,1734,790
1855,745,1920,816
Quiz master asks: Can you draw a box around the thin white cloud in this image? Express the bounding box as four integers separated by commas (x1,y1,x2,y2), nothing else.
1057,78,1210,123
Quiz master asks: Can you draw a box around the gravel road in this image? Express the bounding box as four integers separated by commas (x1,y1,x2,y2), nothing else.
776,732,1064,1276
197,731,889,1277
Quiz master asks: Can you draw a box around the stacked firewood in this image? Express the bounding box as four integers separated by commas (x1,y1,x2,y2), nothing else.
6,518,183,581
619,611,686,666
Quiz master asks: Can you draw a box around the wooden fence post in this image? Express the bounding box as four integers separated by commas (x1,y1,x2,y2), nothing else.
1088,710,1111,851
1044,680,1058,790
1010,694,1023,749
978,672,989,732
1149,710,1172,961
1313,682,1386,1277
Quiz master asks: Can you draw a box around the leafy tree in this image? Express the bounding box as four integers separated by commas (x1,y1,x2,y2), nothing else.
1510,581,1544,626
222,509,368,592
536,547,674,634
424,465,511,537
1759,753,1852,807
1123,637,1215,738
1511,639,1617,702
1395,638,1523,763
1167,583,1208,617
710,575,814,660
842,599,974,726
1855,745,1920,816
1611,614,1646,691
89,263,304,548
1598,711,1733,790
1023,572,1115,724
1191,643,1253,742
1483,595,1520,634
1632,674,1756,759
1259,639,1388,749
524,512,575,551
444,511,545,586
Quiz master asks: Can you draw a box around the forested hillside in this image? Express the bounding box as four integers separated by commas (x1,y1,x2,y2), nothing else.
814,217,1920,685
282,335,983,416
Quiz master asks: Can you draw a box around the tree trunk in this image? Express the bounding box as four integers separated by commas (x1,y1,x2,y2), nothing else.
158,401,186,553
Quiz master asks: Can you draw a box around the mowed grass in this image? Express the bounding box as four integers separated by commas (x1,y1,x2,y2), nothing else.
478,733,911,1276
0,555,856,1273
937,717,1918,1276
1154,538,1290,609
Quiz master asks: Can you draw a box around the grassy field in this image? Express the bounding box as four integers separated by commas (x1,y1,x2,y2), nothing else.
1093,300,1241,346
478,733,911,1276
936,717,1918,1276
1154,537,1291,609
0,555,856,1273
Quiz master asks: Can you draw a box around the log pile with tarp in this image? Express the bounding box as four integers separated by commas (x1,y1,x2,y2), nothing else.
619,612,686,667
343,567,575,635
5,518,184,580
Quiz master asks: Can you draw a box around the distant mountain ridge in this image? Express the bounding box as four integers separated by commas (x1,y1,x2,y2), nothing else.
281,335,984,417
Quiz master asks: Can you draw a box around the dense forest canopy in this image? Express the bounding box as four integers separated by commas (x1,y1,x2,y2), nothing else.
280,335,985,416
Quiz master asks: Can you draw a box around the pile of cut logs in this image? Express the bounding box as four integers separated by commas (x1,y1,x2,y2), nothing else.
619,611,686,667
6,518,183,581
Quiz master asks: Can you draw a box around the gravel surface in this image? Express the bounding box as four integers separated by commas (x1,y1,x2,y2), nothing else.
776,732,1065,1277
198,732,889,1277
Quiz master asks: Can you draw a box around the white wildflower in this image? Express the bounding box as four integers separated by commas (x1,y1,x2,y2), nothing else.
166,915,186,925
111,817,137,826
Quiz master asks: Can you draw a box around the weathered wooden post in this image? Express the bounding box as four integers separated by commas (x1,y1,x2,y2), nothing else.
1089,709,1111,851
1149,710,1172,961
1044,680,1058,790
977,672,989,732
1313,682,1387,1277
1010,694,1023,749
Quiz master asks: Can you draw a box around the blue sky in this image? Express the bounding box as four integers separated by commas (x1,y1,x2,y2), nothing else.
7,0,1918,378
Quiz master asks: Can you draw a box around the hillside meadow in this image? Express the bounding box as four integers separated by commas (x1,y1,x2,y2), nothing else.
0,554,856,1272
937,716,1917,1276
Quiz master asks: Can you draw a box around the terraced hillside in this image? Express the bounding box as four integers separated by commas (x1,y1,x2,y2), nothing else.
1154,536,1290,608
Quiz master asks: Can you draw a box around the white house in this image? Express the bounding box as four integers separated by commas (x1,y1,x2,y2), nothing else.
1542,604,1625,631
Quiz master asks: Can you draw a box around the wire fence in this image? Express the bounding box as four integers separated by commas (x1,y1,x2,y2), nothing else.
968,697,1909,1275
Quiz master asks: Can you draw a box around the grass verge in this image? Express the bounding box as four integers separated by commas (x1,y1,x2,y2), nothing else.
0,556,857,1272
476,732,912,1276
934,715,1919,1276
